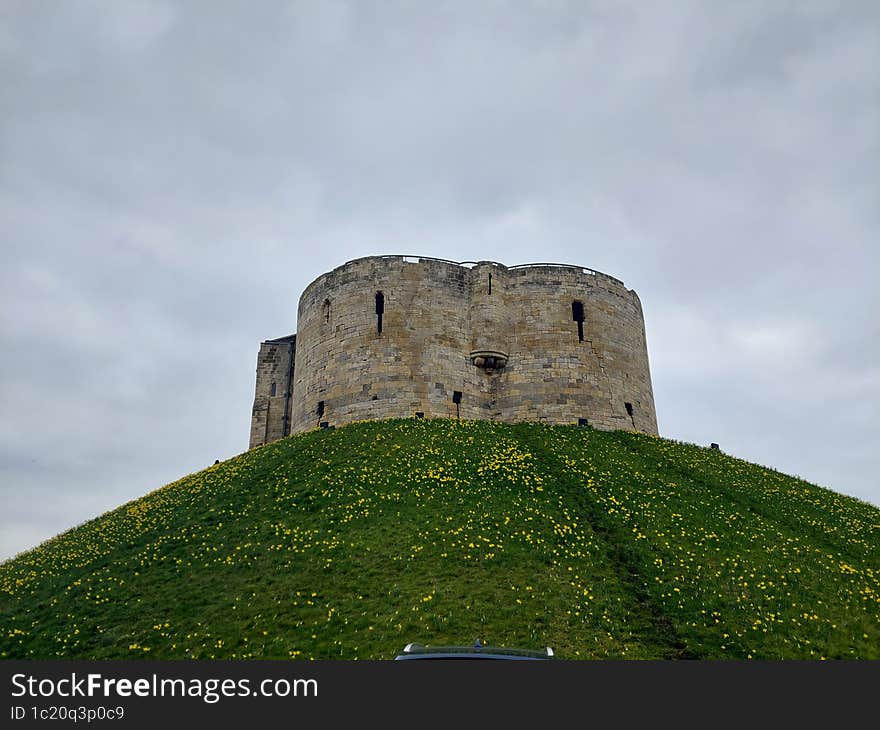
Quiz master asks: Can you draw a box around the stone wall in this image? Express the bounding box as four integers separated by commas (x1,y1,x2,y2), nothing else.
250,255,658,446
249,335,295,448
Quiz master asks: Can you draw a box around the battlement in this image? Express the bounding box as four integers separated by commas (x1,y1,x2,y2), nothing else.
250,256,657,447
348,255,625,284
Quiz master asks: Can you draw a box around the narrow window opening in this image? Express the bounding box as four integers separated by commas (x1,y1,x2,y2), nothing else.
488,273,492,295
375,291,384,334
270,382,277,397
624,401,635,428
322,299,331,324
316,400,325,418
452,390,462,419
572,301,585,342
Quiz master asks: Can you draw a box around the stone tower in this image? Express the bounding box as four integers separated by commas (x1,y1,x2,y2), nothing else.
249,255,658,448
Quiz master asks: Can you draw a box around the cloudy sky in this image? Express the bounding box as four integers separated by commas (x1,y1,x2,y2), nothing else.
1,0,878,561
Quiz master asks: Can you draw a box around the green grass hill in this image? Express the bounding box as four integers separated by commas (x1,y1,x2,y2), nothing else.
2,419,878,660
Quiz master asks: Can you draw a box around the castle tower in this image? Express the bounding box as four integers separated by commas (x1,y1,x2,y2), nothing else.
249,256,657,447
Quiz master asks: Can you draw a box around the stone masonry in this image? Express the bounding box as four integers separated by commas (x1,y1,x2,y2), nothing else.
249,256,658,448
248,335,296,448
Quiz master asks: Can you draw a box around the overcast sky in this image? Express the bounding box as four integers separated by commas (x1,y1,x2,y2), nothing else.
1,0,878,561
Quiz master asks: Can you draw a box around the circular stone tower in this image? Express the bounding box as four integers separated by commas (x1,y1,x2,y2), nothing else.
250,255,658,447
278,254,658,437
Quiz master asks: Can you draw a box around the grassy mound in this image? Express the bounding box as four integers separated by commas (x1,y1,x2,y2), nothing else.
1,419,877,659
